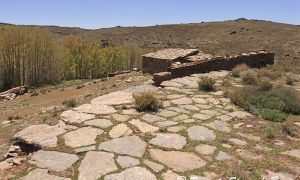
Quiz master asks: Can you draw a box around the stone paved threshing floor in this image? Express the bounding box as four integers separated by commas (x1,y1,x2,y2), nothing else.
4,71,300,179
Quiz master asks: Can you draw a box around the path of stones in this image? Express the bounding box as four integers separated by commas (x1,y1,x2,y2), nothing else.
10,71,300,179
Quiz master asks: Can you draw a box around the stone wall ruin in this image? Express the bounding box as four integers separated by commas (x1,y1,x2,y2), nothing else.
142,49,274,85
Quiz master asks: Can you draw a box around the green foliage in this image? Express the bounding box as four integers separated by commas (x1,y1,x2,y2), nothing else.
228,84,300,121
269,86,300,115
240,69,258,85
0,27,143,91
261,108,286,122
198,77,215,91
62,99,77,108
265,127,276,139
134,93,161,112
232,63,248,77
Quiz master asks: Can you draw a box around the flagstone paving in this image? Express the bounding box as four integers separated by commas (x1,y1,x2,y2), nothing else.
7,74,300,179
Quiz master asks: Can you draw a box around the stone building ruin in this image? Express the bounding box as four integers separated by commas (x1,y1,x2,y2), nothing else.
142,48,274,84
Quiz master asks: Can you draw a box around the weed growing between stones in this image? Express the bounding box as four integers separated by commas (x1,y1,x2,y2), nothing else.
198,77,215,92
240,69,258,85
134,93,161,112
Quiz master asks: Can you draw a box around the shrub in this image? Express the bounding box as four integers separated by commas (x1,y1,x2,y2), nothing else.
247,93,286,112
134,93,161,112
265,127,276,139
257,66,282,80
198,77,215,91
228,88,247,108
256,78,272,91
240,69,258,85
270,86,300,115
282,122,298,137
286,76,296,86
261,108,286,122
62,98,77,108
232,64,248,77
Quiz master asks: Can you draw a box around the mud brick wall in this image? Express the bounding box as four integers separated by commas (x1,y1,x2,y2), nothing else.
170,52,274,79
142,57,173,74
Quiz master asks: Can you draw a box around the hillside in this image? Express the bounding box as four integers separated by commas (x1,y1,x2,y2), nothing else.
1,19,299,70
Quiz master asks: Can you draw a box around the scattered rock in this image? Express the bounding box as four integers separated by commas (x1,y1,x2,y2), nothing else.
228,111,252,119
99,136,146,157
281,149,300,159
187,126,216,141
161,81,184,87
116,156,140,168
78,151,118,180
29,150,78,172
216,151,234,161
149,149,206,172
228,138,247,146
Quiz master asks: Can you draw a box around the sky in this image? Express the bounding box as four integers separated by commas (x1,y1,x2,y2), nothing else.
0,0,299,29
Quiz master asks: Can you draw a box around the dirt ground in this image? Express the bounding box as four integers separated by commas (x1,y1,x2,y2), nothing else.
0,71,151,160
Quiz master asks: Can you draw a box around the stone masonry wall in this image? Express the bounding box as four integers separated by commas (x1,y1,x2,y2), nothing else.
153,51,274,84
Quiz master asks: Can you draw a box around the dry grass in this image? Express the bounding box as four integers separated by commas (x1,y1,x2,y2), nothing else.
232,63,248,77
134,93,161,112
198,77,215,91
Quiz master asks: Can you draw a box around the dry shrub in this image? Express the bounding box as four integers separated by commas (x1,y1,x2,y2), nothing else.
256,78,272,91
240,69,258,85
257,66,282,80
286,76,296,85
198,77,215,91
134,93,161,112
62,98,77,108
232,63,248,77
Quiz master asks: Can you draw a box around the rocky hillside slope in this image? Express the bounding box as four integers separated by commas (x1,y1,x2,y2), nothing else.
1,19,300,71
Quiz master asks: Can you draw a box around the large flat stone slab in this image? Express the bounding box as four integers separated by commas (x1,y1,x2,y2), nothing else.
84,119,113,128
149,149,206,172
75,104,117,115
91,91,133,105
205,120,231,132
142,114,167,123
98,136,146,157
129,119,159,133
150,133,187,149
21,169,71,180
116,156,140,168
187,126,216,141
64,127,103,148
78,151,118,180
104,167,157,180
109,123,133,138
171,97,193,105
60,110,96,124
29,150,78,172
13,124,66,148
